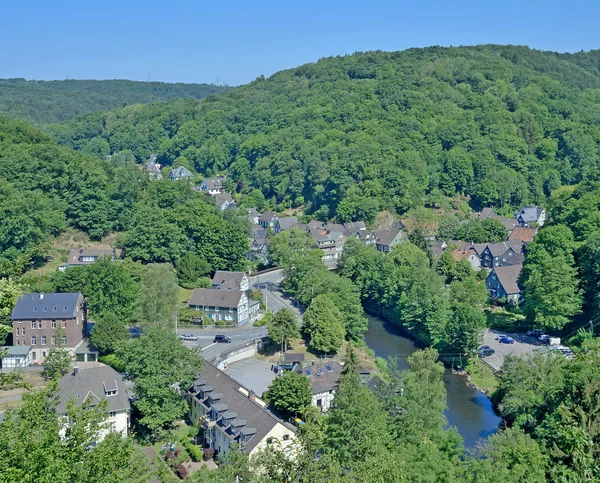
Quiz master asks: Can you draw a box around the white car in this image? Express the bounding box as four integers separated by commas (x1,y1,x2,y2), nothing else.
179,334,198,341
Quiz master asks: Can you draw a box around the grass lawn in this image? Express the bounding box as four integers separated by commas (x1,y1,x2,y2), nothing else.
178,287,193,305
486,308,527,332
465,358,499,395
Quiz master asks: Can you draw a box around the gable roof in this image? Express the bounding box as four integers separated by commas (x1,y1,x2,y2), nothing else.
486,240,523,257
211,271,246,289
170,166,192,178
202,176,225,190
189,288,244,308
452,248,479,262
259,211,277,223
508,227,537,243
373,228,402,247
65,248,113,265
57,365,130,415
189,361,294,453
12,293,82,320
298,361,343,395
276,217,299,230
490,264,523,295
477,207,518,231
517,206,544,224
214,192,234,207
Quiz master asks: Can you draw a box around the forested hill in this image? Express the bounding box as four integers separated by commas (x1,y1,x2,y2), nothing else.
49,45,600,221
0,78,230,124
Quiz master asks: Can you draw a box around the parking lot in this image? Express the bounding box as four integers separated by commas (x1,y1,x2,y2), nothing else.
480,329,548,371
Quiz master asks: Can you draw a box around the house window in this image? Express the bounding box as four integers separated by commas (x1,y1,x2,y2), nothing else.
267,437,274,445
51,321,57,328
42,351,46,358
31,321,36,329
38,321,42,329
316,399,322,407
61,336,67,345
31,336,37,345
41,336,46,345
283,434,290,441
16,328,19,336
228,308,233,313
51,337,56,345
109,411,117,418
32,351,36,360
61,321,66,328
17,319,22,324
76,354,85,362
15,339,19,346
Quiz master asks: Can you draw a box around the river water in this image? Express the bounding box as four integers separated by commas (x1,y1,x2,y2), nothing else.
363,314,501,448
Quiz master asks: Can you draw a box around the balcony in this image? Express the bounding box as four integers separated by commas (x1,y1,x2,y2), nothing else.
201,417,216,430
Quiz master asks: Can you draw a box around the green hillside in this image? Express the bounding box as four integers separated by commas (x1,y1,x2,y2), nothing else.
0,78,230,124
49,45,600,221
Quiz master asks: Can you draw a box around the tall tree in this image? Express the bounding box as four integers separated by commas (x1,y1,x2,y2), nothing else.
302,295,345,353
175,251,211,289
134,263,180,330
267,308,300,353
90,312,130,354
263,370,312,417
0,278,21,344
116,328,203,431
42,328,75,380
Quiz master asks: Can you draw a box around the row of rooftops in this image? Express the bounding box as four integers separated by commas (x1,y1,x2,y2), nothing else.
11,292,83,320
189,361,295,453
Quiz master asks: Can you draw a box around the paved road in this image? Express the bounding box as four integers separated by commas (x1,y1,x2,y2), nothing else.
177,269,303,362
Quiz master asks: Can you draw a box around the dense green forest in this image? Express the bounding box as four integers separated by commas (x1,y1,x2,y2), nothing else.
0,78,229,125
0,116,249,275
49,45,600,221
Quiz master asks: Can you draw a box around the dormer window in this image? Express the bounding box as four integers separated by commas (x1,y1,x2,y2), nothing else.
103,380,119,397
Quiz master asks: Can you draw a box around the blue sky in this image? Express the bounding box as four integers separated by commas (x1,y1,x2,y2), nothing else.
1,0,598,86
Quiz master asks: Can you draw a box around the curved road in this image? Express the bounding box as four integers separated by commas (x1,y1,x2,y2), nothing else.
177,269,302,361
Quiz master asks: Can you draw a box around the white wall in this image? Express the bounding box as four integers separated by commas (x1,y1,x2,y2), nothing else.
312,390,336,413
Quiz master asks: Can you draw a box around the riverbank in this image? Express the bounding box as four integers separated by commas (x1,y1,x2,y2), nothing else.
363,313,501,448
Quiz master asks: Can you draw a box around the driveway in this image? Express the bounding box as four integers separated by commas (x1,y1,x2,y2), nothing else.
481,329,546,371
225,359,277,398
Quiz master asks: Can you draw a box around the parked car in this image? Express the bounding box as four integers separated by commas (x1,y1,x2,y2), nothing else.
527,329,544,337
477,345,495,358
495,334,507,341
179,334,198,341
547,337,561,346
214,335,232,343
498,336,515,344
538,334,549,343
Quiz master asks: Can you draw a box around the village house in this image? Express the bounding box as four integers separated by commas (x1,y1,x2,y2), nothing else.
247,208,261,226
188,362,295,458
211,271,250,292
145,154,162,180
168,166,193,181
298,361,343,413
11,293,85,363
508,226,537,244
213,192,236,211
274,217,299,233
486,264,523,304
0,346,32,371
258,211,278,229
477,240,524,269
200,176,226,195
452,246,481,271
58,248,114,272
58,366,130,441
477,207,518,232
373,228,404,253
249,235,269,264
515,206,546,227
189,288,249,326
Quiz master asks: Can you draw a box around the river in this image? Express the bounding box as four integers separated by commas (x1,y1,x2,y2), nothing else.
363,314,501,448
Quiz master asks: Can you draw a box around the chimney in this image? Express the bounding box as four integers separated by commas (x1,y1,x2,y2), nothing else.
73,367,79,376
248,391,256,401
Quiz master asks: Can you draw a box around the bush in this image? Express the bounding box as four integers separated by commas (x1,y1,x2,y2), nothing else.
182,439,203,462
175,463,189,480
98,353,126,373
203,447,215,461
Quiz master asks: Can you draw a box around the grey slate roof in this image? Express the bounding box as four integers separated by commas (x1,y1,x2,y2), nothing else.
170,166,192,179
57,365,130,415
64,248,113,266
189,288,244,309
259,211,278,223
190,361,294,453
12,293,82,320
276,217,299,230
298,361,343,395
517,206,544,224
214,192,234,208
373,228,402,247
211,271,246,290
486,240,523,257
4,346,31,356
492,264,523,295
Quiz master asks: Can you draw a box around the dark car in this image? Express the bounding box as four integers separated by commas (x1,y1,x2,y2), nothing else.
498,336,515,344
214,335,232,343
477,345,495,358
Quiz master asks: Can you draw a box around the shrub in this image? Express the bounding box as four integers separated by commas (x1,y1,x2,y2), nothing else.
98,353,126,373
182,439,203,462
175,463,189,480
203,447,215,461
